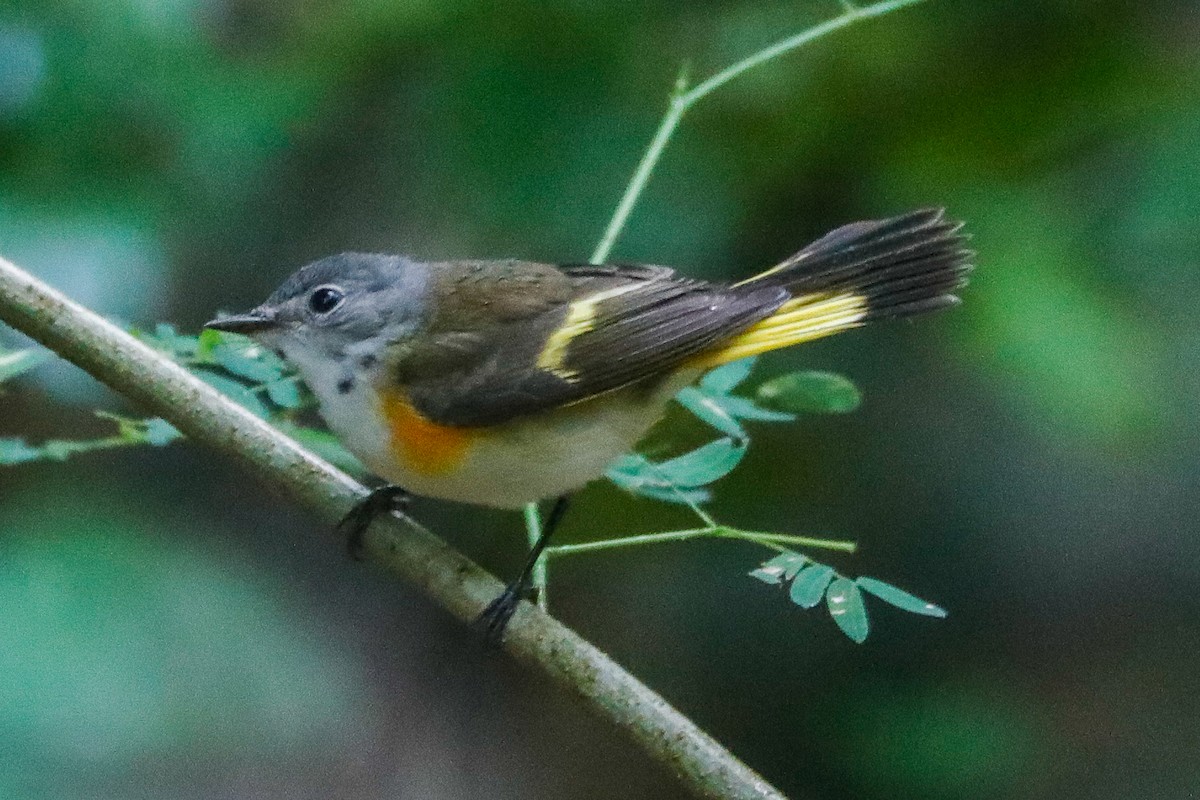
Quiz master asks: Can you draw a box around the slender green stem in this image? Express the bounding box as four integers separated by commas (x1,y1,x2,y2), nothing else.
588,0,928,264
589,66,690,265
743,531,857,553
550,527,716,557
546,526,857,558
524,502,549,610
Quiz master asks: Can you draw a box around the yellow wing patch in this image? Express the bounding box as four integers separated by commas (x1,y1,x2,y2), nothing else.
691,291,868,369
380,390,479,476
536,282,642,380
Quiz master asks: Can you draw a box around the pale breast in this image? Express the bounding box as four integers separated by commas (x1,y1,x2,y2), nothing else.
378,373,696,509
292,339,696,509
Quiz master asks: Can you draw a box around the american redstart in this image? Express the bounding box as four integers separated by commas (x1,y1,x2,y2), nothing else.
206,208,971,637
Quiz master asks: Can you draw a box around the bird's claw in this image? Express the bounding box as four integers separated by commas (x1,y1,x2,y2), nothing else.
337,485,411,560
474,582,529,647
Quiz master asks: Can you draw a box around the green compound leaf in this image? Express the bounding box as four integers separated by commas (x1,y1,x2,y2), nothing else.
749,551,808,584
0,348,50,384
699,356,757,394
789,563,835,608
756,370,862,414
857,577,947,618
827,577,870,643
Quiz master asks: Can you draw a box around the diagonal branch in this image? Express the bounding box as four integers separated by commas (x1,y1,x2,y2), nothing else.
0,256,789,799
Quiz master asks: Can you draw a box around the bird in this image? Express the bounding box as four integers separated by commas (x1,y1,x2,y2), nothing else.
206,207,971,638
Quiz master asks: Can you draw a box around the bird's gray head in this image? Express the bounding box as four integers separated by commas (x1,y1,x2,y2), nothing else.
204,252,430,374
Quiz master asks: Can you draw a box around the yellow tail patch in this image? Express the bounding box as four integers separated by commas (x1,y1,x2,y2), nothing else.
380,391,478,476
692,291,869,369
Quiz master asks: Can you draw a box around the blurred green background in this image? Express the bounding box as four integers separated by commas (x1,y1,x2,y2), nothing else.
2,0,1198,798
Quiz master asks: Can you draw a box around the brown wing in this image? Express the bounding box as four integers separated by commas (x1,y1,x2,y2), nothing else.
399,262,787,427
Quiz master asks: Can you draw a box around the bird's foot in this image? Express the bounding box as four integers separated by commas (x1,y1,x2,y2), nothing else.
475,580,531,647
336,485,412,560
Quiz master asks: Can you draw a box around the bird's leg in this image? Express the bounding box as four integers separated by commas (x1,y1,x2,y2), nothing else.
336,484,412,560
478,494,572,645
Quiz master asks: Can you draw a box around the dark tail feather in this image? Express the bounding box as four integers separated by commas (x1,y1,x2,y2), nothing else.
740,207,973,320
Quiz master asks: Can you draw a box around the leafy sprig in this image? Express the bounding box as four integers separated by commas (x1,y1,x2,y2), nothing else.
606,357,859,504
750,551,946,643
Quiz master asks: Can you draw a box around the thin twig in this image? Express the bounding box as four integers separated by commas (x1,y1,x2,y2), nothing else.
546,527,857,558
590,65,691,265
0,256,786,800
589,0,928,265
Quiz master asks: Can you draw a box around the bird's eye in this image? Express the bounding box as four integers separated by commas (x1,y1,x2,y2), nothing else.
308,285,345,315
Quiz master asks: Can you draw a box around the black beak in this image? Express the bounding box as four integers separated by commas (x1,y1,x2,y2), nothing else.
204,309,277,335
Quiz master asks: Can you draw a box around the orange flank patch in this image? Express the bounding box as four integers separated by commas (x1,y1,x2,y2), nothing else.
379,391,478,476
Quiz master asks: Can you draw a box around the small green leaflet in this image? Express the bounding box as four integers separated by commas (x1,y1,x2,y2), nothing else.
143,418,182,446
265,378,303,409
748,551,807,584
138,323,201,358
856,577,947,617
676,387,748,440
606,453,714,505
699,357,757,394
606,438,745,504
789,564,834,608
0,347,49,383
211,340,286,383
654,438,745,487
826,577,869,643
679,357,796,441
757,370,862,414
